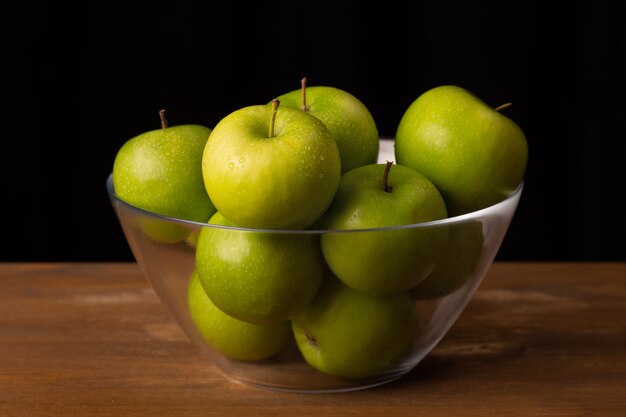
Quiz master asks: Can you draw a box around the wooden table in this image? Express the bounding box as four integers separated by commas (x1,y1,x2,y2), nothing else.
1,262,624,416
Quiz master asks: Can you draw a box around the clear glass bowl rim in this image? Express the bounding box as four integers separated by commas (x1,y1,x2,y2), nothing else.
106,174,523,235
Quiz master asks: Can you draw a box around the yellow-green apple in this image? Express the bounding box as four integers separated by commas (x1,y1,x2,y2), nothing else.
194,212,325,325
275,77,379,174
187,270,291,361
411,221,484,299
202,100,341,229
112,109,215,242
316,162,449,296
291,276,419,380
395,85,528,216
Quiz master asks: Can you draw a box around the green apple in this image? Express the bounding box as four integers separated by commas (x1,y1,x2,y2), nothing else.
134,216,190,244
184,230,200,248
291,276,419,380
202,100,341,229
316,162,449,296
187,270,291,361
195,212,325,325
275,77,379,174
411,221,484,299
394,85,528,216
113,109,216,242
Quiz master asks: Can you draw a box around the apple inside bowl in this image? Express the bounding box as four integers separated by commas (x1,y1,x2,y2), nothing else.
106,138,523,393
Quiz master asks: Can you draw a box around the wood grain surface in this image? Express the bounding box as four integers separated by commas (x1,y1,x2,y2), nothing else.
1,262,624,416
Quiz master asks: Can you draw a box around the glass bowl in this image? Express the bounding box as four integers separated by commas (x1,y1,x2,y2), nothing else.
106,138,523,393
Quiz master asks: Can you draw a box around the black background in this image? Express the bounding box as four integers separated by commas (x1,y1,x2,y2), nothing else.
3,1,625,262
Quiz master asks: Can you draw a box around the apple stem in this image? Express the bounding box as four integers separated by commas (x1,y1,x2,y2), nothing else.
159,109,168,129
494,102,512,112
301,77,308,111
383,160,394,193
269,99,280,138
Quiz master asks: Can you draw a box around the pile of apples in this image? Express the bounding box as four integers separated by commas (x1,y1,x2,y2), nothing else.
112,79,528,380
